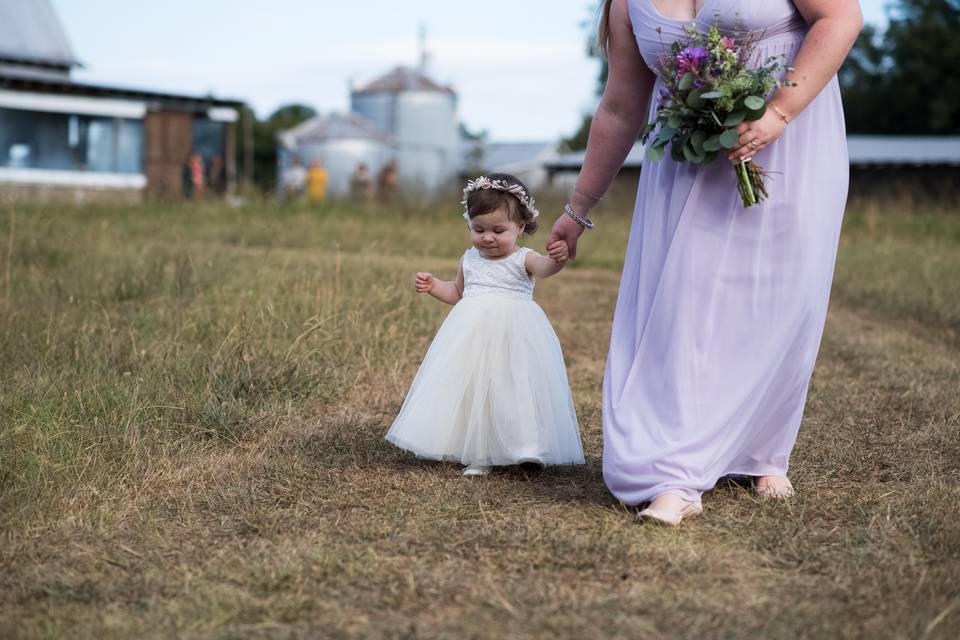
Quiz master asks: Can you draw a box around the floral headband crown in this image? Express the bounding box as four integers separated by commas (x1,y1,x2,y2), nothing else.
461,175,540,221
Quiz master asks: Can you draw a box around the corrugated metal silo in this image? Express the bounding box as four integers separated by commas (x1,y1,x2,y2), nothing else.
351,66,460,192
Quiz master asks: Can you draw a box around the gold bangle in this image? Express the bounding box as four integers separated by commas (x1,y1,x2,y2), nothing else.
769,102,791,124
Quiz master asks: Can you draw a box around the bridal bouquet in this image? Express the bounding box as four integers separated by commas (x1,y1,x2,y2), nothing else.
641,24,795,207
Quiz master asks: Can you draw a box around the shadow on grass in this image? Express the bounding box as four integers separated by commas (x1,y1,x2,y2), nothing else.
291,416,619,507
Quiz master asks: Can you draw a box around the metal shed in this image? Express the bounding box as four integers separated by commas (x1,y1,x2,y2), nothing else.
277,111,393,198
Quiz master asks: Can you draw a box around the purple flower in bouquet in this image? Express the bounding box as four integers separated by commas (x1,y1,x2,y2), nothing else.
657,86,672,109
676,46,709,74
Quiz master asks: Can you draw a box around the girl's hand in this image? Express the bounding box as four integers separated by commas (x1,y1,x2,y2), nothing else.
546,214,586,260
547,239,569,265
727,108,787,162
414,272,435,293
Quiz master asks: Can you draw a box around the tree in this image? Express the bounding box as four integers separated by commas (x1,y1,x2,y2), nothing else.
562,2,608,150
240,103,317,192
840,0,960,134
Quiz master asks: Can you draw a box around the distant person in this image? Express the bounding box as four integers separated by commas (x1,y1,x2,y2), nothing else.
307,159,329,204
349,163,373,202
376,160,399,203
182,150,205,200
207,152,226,197
283,155,307,200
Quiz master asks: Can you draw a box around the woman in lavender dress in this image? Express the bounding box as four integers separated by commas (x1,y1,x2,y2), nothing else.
547,0,863,526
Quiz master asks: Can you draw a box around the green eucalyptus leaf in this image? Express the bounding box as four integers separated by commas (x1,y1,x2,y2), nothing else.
646,144,665,161
700,90,723,99
678,72,695,91
720,128,740,149
691,130,707,153
682,143,706,164
671,142,685,162
710,110,723,127
744,95,765,111
745,104,767,121
686,90,705,109
703,134,723,152
667,113,683,129
657,126,677,143
723,111,746,127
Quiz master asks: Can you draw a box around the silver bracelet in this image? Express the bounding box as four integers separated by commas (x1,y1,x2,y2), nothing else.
564,203,595,230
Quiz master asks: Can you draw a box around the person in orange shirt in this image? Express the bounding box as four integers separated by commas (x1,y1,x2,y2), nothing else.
307,159,329,204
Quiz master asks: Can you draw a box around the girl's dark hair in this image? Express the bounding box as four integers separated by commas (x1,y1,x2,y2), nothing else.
465,173,539,235
598,0,614,59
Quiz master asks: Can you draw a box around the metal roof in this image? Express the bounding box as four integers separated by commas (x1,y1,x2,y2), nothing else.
481,141,558,171
278,112,392,147
545,136,960,170
846,135,960,166
0,0,79,68
352,66,455,95
0,74,244,110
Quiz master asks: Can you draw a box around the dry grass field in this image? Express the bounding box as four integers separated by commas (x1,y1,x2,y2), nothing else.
1,194,958,639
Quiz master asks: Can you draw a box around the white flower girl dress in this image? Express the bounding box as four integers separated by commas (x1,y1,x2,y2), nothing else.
386,246,584,467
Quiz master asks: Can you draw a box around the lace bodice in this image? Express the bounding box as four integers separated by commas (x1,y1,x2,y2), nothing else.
461,247,534,300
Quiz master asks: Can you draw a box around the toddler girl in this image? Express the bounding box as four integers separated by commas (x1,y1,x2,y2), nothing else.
385,174,585,475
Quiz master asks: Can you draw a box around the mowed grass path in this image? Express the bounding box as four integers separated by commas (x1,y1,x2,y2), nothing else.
1,197,958,639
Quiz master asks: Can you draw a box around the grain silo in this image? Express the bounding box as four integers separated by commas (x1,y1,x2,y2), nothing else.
277,111,393,197
350,66,459,192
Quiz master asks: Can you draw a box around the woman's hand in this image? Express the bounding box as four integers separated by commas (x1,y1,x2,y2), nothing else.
414,272,435,293
546,215,586,260
727,109,788,162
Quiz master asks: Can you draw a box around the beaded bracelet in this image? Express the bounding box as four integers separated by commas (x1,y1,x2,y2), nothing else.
564,203,595,230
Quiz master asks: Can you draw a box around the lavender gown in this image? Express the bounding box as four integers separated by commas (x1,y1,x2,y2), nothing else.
603,0,849,505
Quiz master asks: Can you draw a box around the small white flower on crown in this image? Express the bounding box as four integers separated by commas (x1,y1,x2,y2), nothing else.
460,175,540,221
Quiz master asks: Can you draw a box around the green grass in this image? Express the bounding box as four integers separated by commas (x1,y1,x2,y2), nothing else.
0,195,958,639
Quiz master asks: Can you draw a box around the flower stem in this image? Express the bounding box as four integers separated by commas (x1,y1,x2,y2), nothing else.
736,159,758,207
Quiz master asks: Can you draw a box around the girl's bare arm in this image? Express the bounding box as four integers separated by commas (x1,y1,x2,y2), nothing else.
525,245,569,279
414,260,464,305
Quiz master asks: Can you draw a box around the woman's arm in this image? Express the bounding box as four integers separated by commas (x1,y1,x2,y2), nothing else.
728,0,863,161
414,260,464,305
526,242,570,279
548,0,657,258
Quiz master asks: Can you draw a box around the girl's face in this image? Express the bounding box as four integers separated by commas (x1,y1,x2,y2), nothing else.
469,206,524,259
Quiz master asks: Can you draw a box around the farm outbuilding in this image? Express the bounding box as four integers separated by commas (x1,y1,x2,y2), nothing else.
0,0,244,202
278,65,462,196
277,112,393,198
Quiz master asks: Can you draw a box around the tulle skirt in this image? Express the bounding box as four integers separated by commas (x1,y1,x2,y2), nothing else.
386,294,584,466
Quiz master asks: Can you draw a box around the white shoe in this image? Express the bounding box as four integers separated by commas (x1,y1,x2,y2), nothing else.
463,464,492,477
755,476,795,498
637,494,703,527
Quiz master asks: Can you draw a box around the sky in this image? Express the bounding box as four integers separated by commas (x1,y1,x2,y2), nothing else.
52,1,890,142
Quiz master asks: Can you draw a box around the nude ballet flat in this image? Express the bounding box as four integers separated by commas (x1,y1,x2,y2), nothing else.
637,495,703,527
755,476,796,498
